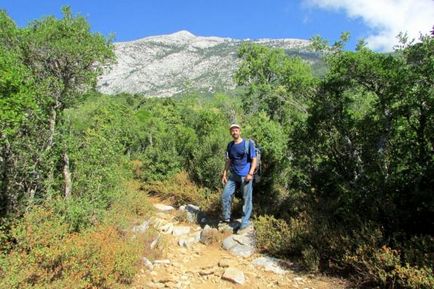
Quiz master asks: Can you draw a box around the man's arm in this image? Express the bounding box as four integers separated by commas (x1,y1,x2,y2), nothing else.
246,157,257,182
248,157,257,176
222,158,231,185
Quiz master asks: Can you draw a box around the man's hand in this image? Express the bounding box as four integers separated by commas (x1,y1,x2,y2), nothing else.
222,174,228,185
245,173,253,182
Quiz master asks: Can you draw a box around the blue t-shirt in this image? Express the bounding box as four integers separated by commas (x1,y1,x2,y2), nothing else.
227,139,257,177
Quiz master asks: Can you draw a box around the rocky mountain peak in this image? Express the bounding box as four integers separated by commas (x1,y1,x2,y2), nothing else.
97,32,313,97
170,30,196,39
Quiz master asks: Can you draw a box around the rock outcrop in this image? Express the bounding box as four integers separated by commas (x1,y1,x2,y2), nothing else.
97,30,312,97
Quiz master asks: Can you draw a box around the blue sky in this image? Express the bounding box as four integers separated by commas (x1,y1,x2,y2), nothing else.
1,0,433,51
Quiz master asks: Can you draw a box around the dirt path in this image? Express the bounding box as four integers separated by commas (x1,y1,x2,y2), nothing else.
131,197,349,289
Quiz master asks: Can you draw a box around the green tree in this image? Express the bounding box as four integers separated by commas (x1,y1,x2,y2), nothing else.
21,6,114,197
0,8,113,216
234,43,315,125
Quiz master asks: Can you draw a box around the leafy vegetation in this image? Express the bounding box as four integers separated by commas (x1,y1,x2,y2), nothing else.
238,37,434,288
0,7,432,289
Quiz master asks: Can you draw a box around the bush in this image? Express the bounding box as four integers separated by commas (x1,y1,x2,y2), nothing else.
142,171,221,216
0,182,159,289
254,215,308,257
345,245,434,289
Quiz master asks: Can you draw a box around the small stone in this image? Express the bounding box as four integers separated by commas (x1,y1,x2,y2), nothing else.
151,282,165,288
143,257,154,271
294,277,304,282
154,259,171,265
186,204,200,211
131,220,150,233
199,268,215,276
160,223,174,234
150,235,160,249
154,203,175,212
222,267,245,284
172,226,191,236
218,259,231,268
191,231,201,242
178,239,187,247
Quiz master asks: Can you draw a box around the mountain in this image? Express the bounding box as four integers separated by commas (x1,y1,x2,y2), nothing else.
97,30,315,97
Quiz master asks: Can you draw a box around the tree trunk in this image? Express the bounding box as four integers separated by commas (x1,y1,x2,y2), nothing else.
63,151,72,198
0,136,11,216
47,103,58,151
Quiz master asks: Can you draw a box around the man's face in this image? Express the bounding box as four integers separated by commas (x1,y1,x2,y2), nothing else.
230,127,241,139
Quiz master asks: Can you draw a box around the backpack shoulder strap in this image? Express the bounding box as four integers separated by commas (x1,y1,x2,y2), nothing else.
244,138,250,155
227,141,234,154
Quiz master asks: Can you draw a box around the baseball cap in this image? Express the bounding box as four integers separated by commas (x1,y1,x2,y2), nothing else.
229,123,241,130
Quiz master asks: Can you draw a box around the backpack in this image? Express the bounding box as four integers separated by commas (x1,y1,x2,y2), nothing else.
227,138,262,183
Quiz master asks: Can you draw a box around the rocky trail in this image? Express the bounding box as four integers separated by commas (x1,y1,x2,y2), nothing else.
131,197,349,289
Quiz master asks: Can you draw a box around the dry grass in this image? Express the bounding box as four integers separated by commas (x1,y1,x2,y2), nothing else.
141,171,221,217
0,180,162,289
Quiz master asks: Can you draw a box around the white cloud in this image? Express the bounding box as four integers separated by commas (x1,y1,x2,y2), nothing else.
304,0,434,51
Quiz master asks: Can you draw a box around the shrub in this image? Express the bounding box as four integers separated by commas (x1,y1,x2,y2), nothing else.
0,183,159,289
254,215,308,257
142,171,221,216
345,245,434,289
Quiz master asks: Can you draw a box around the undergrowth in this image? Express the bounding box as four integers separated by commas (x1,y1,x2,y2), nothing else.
0,180,160,289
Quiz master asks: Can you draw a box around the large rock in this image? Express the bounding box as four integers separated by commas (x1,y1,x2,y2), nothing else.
172,226,191,236
222,267,246,284
222,234,255,257
153,203,175,212
252,256,290,274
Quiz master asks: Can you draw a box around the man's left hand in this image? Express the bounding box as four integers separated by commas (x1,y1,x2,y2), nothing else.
245,174,253,182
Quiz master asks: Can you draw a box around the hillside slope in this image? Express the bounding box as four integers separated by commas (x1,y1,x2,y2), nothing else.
97,31,314,97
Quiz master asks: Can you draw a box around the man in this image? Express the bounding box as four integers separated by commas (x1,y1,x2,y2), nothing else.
221,123,257,234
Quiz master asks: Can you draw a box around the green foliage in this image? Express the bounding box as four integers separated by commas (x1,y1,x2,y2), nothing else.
132,95,232,189
254,215,308,257
236,35,433,288
23,6,114,102
235,43,315,124
1,7,433,289
0,7,114,217
345,245,434,289
66,95,132,195
0,48,37,138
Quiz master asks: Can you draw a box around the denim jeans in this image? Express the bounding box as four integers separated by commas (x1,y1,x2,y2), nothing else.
221,174,253,228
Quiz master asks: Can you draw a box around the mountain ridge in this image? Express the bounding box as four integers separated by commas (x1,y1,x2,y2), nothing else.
97,30,313,97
